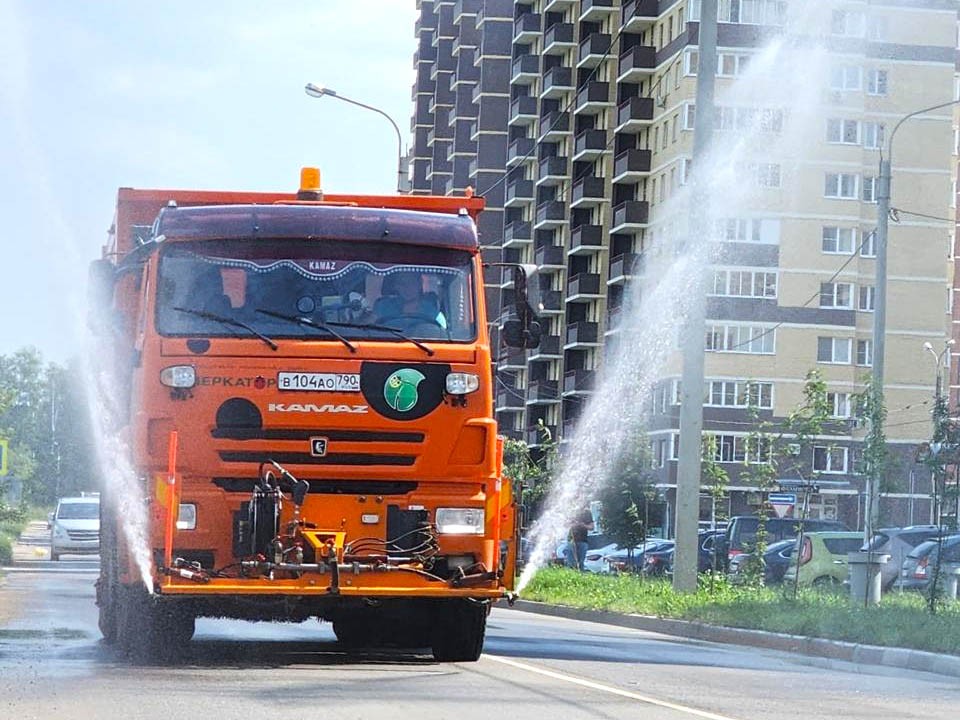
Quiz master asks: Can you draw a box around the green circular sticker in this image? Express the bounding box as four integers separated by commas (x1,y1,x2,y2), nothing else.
384,368,426,412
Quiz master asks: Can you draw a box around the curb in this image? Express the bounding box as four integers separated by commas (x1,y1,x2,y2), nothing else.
504,599,960,679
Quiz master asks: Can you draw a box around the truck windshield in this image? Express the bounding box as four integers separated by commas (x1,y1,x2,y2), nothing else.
155,239,477,342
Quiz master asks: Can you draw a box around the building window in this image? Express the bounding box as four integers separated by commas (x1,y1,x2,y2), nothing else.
831,9,865,37
820,282,854,309
711,269,778,298
862,122,884,150
827,118,859,144
709,433,771,464
867,15,887,41
825,173,858,199
721,0,787,26
862,176,878,203
860,230,876,257
685,48,699,75
830,65,862,91
813,445,848,474
717,52,752,77
684,102,696,130
822,226,856,254
706,380,774,409
817,337,852,364
858,285,875,311
827,392,853,419
867,69,888,96
670,433,680,460
756,163,781,188
856,339,874,366
706,324,776,354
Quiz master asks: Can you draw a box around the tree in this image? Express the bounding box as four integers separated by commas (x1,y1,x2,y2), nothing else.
503,420,557,529
598,434,654,564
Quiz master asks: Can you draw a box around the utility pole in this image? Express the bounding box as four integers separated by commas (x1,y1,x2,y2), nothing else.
674,0,718,593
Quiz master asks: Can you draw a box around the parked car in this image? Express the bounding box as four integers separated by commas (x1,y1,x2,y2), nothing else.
49,495,101,561
555,531,613,568
783,531,863,588
641,541,676,577
601,539,672,574
727,539,796,585
726,515,848,561
697,529,728,573
861,525,941,591
898,534,960,592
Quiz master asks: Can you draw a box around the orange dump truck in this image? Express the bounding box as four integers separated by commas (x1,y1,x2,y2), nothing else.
90,170,541,661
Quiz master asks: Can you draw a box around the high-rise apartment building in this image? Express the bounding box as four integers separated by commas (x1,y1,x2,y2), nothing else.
411,0,957,530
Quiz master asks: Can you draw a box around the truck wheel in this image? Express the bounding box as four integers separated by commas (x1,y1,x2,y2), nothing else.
431,600,487,662
116,587,194,663
333,618,377,649
50,551,60,562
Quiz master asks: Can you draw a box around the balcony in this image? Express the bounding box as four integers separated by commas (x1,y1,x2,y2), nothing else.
563,369,596,396
616,96,655,131
534,201,568,229
496,387,525,410
499,349,527,370
577,33,612,70
543,23,575,55
569,224,604,255
503,221,532,248
513,13,541,43
512,53,540,85
526,381,560,406
537,155,569,186
543,0,574,11
611,200,650,233
605,305,623,335
567,273,602,301
529,334,562,360
613,148,652,184
540,65,574,100
540,289,563,314
579,0,616,22
573,129,609,162
526,424,559,447
535,243,565,267
509,95,539,127
538,110,571,141
453,0,478,24
507,137,536,168
608,252,643,285
622,0,658,32
505,179,534,208
618,45,657,83
574,81,612,116
571,176,607,209
565,321,601,349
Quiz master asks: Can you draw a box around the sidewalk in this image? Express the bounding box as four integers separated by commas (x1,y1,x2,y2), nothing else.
9,520,51,563
505,599,960,679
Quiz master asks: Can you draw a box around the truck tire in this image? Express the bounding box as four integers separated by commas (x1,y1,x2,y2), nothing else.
50,551,60,562
333,617,378,649
116,586,195,663
431,600,487,662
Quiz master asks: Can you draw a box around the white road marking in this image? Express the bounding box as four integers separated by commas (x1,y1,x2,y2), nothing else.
483,654,745,720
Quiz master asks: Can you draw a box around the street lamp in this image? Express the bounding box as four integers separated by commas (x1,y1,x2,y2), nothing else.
867,97,960,536
304,83,410,193
923,339,955,400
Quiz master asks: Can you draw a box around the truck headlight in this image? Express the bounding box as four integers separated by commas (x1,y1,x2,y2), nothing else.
445,373,479,395
160,365,196,388
176,504,197,530
435,507,484,535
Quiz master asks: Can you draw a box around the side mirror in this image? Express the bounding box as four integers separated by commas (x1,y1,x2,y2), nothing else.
502,319,542,349
502,264,542,349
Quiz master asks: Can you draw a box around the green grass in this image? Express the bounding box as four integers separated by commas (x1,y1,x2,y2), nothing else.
522,567,960,656
0,505,33,566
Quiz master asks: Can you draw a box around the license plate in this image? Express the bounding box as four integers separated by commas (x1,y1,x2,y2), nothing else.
277,372,360,392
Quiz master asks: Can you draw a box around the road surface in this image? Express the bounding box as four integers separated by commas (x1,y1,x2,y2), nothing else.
0,558,957,719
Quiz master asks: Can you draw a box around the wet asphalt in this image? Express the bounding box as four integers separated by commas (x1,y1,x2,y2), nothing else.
1,554,959,720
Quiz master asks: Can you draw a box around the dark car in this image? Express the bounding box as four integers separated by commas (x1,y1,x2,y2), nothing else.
728,538,796,585
697,529,728,573
726,515,848,561
863,525,941,591
641,541,676,577
899,534,960,591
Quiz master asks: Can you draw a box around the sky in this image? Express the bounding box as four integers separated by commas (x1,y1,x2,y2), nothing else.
0,0,419,363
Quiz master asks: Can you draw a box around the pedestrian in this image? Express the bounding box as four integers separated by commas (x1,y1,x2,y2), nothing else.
564,507,594,571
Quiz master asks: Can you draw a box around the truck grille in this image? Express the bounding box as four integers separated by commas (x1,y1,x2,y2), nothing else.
66,530,99,542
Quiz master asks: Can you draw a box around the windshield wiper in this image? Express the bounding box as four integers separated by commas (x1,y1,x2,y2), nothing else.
255,309,357,353
173,307,278,351
327,321,435,357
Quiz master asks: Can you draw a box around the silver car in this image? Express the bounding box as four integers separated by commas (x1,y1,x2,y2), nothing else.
49,496,100,561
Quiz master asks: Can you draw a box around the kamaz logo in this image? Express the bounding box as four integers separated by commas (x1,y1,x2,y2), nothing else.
268,403,368,414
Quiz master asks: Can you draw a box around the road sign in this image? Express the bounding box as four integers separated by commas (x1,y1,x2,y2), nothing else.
0,439,7,476
768,492,796,519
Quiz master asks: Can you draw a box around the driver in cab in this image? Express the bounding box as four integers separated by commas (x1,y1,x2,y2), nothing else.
374,271,447,329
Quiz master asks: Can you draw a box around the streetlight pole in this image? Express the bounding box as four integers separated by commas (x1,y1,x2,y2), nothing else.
304,83,410,193
868,97,960,537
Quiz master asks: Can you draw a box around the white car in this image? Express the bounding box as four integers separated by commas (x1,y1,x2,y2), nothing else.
49,496,100,561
